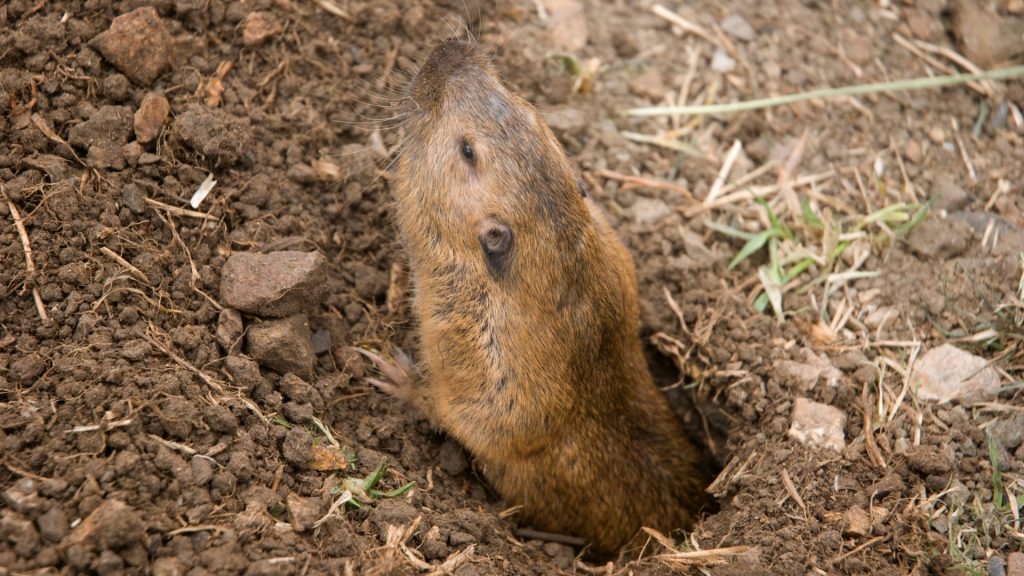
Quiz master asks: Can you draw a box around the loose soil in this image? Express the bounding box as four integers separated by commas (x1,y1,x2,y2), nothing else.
1,1,1022,575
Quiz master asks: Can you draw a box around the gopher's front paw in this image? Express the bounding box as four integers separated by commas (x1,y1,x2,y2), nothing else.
352,346,419,400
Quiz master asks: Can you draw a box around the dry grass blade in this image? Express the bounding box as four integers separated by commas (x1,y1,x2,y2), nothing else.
2,185,48,321
651,545,752,567
624,65,1024,117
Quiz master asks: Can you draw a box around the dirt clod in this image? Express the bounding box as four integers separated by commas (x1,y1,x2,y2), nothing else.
220,251,329,318
246,315,316,379
134,93,170,144
912,343,1002,403
89,7,171,86
788,398,847,452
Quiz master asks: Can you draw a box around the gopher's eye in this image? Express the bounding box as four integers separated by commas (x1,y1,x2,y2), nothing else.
460,140,475,163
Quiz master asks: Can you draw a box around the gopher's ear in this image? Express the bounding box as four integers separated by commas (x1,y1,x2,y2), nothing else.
576,176,589,198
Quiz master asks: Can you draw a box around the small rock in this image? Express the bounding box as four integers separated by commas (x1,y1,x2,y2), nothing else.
931,174,970,212
843,506,871,537
710,48,736,73
866,473,904,497
928,127,946,144
216,308,244,354
191,456,214,486
68,106,133,150
721,14,756,42
367,499,418,542
87,143,127,170
225,355,266,391
773,351,842,392
246,315,316,379
152,557,187,576
1008,552,1024,576
906,217,972,260
912,343,1001,403
119,339,151,362
952,0,1024,68
220,251,328,318
36,506,69,542
286,492,321,532
628,68,666,102
278,373,323,408
312,159,343,182
3,479,44,516
90,7,171,86
102,73,131,101
134,93,169,144
992,414,1024,450
990,556,1007,576
630,196,672,225
788,398,847,452
906,445,952,475
9,353,46,384
903,139,923,164
64,499,144,550
543,0,588,52
242,11,284,47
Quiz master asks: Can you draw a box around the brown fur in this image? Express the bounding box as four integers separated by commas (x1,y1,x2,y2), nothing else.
391,38,709,553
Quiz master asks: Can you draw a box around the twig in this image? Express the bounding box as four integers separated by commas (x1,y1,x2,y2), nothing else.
99,246,150,283
144,197,220,221
595,168,695,200
891,33,989,96
651,4,719,47
2,185,48,321
861,380,887,470
623,65,1024,117
780,468,808,516
705,140,743,206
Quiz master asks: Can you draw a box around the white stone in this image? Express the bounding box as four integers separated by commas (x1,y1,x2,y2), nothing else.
773,348,842,391
912,343,1001,403
788,398,847,452
710,48,736,73
721,14,756,42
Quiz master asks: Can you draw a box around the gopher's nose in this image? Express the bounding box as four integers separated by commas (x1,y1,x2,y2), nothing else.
410,38,486,106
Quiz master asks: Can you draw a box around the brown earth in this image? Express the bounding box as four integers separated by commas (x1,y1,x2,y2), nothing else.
1,0,1023,575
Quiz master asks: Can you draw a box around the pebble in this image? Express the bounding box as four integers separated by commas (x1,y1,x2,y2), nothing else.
710,48,736,73
903,139,923,164
64,499,145,550
912,343,1001,403
133,93,169,144
220,251,329,318
89,7,171,86
773,350,842,391
788,397,847,452
36,506,69,543
215,308,244,354
246,314,316,379
952,0,1024,68
242,12,284,47
720,14,756,42
843,506,871,537
286,492,322,532
628,68,666,102
1008,552,1024,576
928,127,946,144
3,479,44,516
